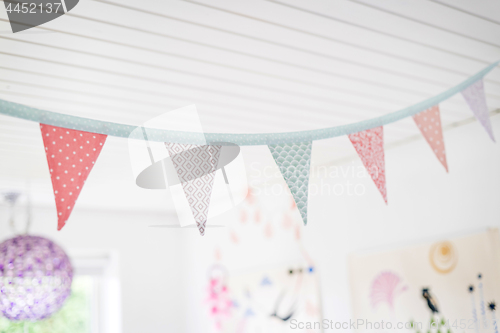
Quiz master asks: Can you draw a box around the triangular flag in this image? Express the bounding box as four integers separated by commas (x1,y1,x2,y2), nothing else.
165,143,222,236
413,105,448,172
461,79,495,141
40,124,107,230
348,127,387,203
268,141,312,225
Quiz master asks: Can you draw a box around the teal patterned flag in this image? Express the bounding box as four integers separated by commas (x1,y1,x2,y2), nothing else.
268,141,312,225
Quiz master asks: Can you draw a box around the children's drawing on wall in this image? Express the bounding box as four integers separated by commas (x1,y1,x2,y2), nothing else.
370,271,408,312
349,229,500,333
488,302,498,333
429,241,458,274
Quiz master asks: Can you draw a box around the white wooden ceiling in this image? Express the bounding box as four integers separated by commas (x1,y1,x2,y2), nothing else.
0,0,499,210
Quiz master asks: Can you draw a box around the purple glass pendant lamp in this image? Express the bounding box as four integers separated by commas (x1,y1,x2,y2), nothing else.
0,192,73,321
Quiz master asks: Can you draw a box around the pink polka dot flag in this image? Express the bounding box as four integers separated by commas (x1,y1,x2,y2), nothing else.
413,105,448,172
40,124,107,230
348,126,387,204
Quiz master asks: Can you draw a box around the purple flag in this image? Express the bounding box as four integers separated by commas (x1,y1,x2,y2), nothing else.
461,80,495,142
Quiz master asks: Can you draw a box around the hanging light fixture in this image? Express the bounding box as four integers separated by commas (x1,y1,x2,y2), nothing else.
0,192,73,321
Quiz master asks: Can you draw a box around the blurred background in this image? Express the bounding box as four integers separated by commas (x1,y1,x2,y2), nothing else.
0,0,499,332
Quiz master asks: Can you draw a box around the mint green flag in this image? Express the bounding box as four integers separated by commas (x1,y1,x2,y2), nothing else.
268,141,312,225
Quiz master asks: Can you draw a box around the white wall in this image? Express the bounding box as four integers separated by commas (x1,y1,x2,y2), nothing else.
0,208,189,333
180,114,500,332
0,115,498,333
304,115,500,324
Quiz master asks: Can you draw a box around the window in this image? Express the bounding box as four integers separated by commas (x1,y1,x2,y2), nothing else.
0,276,94,333
0,250,121,333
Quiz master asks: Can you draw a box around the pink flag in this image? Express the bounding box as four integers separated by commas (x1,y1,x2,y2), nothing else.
40,124,107,230
165,143,222,236
413,105,448,172
461,79,495,141
348,127,387,203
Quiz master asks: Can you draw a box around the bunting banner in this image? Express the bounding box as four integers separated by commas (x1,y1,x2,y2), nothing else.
1,62,496,145
461,79,495,142
40,124,107,230
0,61,497,233
413,105,448,172
348,127,387,204
165,143,222,236
268,141,312,225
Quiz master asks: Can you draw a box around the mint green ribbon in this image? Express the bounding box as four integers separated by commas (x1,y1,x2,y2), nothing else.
0,61,498,145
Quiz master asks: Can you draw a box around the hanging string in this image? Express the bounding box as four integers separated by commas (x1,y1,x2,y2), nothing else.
0,61,497,145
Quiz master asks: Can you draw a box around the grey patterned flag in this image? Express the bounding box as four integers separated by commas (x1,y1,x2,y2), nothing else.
165,143,222,236
268,141,312,225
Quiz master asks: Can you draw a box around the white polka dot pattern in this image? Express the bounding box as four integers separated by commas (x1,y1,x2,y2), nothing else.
40,124,107,230
413,105,448,172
